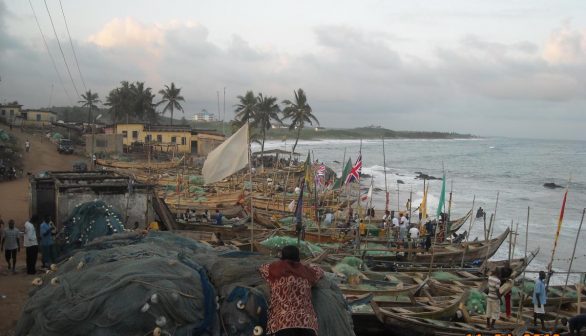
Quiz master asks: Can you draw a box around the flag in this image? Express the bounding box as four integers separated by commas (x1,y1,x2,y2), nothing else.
420,184,429,222
333,158,352,189
317,163,326,176
436,173,446,218
294,180,305,224
345,153,362,184
202,123,249,185
361,177,374,204
548,188,569,272
303,152,313,193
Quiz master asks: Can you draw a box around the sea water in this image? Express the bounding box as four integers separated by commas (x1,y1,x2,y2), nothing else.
256,137,586,283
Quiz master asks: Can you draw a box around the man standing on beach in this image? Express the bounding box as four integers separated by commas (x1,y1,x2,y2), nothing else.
533,271,547,329
25,140,30,153
40,217,54,268
485,268,501,329
1,219,20,273
24,216,39,275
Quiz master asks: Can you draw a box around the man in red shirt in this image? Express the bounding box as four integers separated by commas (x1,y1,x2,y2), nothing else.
259,245,324,336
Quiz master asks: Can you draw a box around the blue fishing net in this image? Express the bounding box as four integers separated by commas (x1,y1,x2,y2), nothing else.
17,231,355,336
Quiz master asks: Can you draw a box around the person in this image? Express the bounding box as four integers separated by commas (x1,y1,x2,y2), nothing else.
533,271,547,329
485,268,501,329
25,140,30,153
24,215,39,275
323,212,333,227
499,264,514,319
215,209,222,225
476,207,485,219
259,245,324,336
561,314,586,336
1,219,20,273
39,217,54,268
391,214,399,228
382,210,391,228
400,213,408,226
405,198,411,212
214,232,225,246
409,225,420,240
398,217,408,241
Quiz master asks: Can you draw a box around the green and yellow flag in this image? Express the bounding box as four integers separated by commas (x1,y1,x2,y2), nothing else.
421,184,429,221
333,158,352,189
303,152,313,193
436,174,446,218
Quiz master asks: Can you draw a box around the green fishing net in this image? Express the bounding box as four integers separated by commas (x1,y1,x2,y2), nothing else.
431,271,461,281
466,289,487,314
260,236,324,257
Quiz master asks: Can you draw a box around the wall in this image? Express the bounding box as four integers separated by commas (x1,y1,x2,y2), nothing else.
56,189,154,229
195,133,224,156
144,130,191,153
84,133,123,154
115,124,144,146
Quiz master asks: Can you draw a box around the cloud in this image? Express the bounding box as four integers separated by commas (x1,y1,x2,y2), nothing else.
0,5,585,140
543,23,586,65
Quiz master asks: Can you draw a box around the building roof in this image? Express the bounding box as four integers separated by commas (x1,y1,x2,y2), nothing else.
22,109,58,115
146,124,191,132
191,129,224,137
0,102,23,108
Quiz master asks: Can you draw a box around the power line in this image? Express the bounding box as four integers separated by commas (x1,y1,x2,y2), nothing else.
43,0,80,99
28,0,72,103
58,0,87,92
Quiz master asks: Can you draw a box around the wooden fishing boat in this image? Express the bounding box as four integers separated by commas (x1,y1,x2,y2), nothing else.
447,209,472,235
373,291,468,321
163,190,244,210
338,278,427,297
515,281,586,307
96,158,183,170
370,301,523,336
363,228,510,264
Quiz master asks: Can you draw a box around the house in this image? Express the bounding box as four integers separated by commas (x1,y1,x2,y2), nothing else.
114,123,225,155
0,102,23,124
193,110,216,122
19,109,58,126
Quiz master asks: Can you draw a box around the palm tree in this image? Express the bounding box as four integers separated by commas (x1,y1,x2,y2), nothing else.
157,83,184,125
282,88,318,155
254,93,281,165
79,90,100,124
234,90,257,124
104,88,124,122
132,82,157,124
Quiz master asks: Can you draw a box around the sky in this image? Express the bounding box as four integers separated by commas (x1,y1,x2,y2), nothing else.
0,0,585,140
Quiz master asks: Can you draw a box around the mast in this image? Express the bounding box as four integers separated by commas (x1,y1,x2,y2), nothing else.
382,137,388,212
248,122,254,251
547,178,570,288
460,195,476,267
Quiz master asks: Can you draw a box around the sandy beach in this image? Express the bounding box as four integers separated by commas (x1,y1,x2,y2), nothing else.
0,124,84,335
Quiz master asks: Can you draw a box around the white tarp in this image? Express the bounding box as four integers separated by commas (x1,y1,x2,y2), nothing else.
202,124,249,185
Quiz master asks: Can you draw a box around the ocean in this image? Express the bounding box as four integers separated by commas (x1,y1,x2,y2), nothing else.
256,137,586,283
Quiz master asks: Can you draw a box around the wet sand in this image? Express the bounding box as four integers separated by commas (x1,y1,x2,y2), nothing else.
0,124,84,335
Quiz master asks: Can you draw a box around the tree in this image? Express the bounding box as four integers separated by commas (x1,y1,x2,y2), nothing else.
282,88,318,155
78,90,100,124
132,82,157,124
234,90,257,124
254,93,281,165
157,83,184,125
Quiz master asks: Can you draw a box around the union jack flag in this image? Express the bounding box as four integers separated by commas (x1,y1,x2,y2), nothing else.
345,153,362,184
317,163,326,176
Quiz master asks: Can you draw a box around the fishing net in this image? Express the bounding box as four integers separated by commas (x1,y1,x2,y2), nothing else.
0,129,9,141
189,175,205,185
59,200,126,252
260,236,324,257
18,231,355,336
466,289,487,315
432,271,461,281
340,256,363,268
333,263,362,277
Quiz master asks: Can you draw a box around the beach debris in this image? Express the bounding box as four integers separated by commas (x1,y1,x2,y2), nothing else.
50,264,58,271
153,327,161,336
543,182,564,189
155,316,167,327
253,326,263,335
150,293,159,304
77,261,84,270
50,277,60,286
141,303,150,313
32,278,43,286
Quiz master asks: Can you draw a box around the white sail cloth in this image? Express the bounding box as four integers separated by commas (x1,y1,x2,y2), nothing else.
202,124,249,185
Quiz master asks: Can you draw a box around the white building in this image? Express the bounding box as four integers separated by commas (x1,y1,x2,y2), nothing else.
193,110,216,122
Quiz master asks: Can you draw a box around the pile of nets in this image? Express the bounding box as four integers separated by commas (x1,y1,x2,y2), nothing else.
260,236,324,257
431,271,461,281
17,231,355,336
465,289,487,314
60,200,126,252
0,129,9,141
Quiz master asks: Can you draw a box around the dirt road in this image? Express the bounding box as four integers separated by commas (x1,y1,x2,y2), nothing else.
0,124,86,335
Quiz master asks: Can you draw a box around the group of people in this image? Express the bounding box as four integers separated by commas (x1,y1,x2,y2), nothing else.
0,215,56,275
177,208,223,225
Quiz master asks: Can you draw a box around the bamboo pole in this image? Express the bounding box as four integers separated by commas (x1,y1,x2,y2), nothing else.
554,208,585,326
460,195,476,267
511,220,520,259
248,124,255,252
516,206,530,323
508,220,514,262
382,137,388,212
446,179,453,238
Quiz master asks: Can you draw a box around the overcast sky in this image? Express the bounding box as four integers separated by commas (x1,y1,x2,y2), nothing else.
1,0,585,140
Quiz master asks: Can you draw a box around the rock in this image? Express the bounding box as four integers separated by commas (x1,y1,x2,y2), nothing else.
361,173,372,178
396,180,404,184
373,187,383,192
543,182,564,189
414,172,441,180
